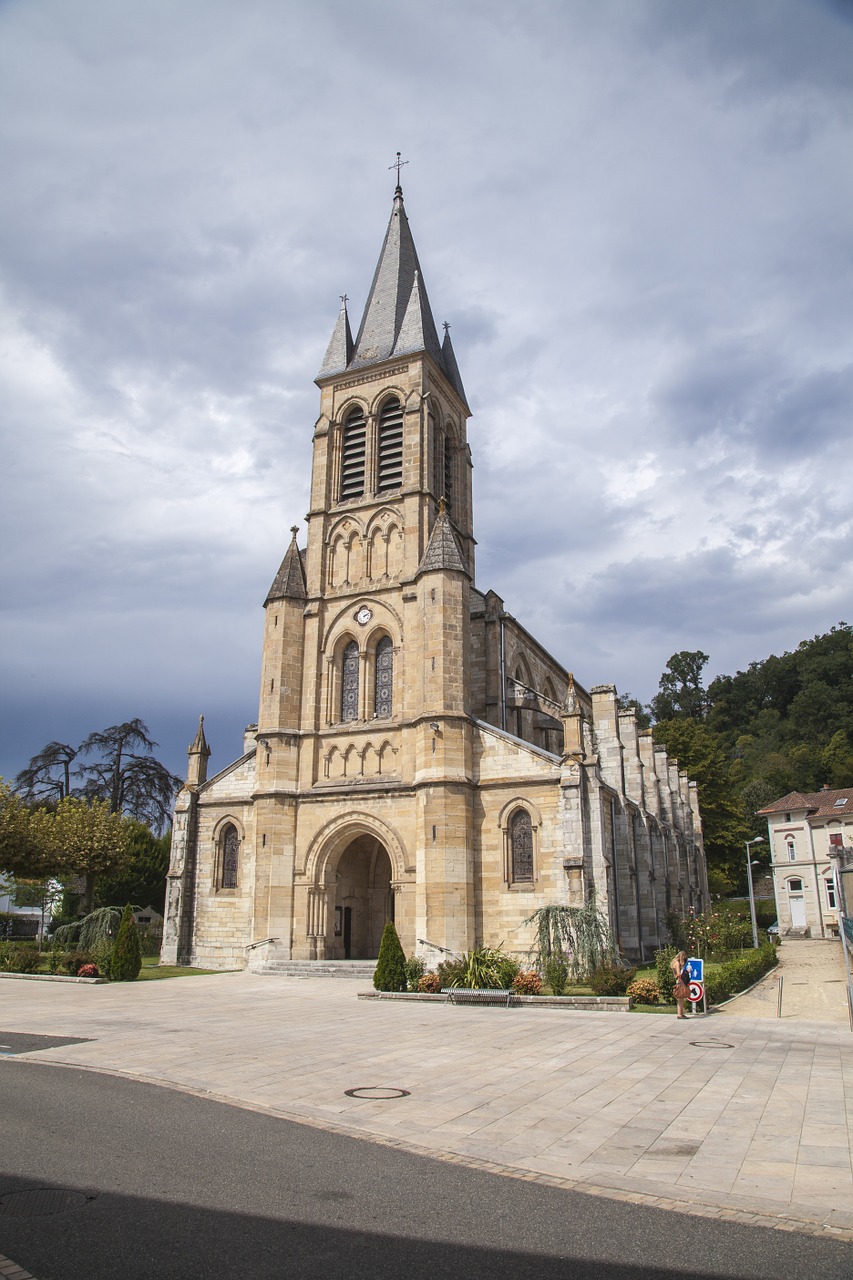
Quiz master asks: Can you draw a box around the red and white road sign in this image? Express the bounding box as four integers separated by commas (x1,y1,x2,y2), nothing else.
689,980,704,1003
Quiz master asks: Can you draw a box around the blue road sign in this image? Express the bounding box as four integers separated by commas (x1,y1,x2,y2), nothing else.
687,957,704,982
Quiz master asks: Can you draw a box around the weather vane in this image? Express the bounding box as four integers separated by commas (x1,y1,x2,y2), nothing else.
389,151,408,186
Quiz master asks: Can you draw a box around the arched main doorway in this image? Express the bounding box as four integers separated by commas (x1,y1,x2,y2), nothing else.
333,835,393,959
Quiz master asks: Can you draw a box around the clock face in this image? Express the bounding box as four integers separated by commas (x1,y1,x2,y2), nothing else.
355,606,372,626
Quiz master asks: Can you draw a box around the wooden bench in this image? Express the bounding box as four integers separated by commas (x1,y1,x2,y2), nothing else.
441,987,514,1007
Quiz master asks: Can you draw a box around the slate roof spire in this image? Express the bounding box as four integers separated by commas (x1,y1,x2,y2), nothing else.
317,295,353,379
265,526,307,604
417,498,470,577
316,181,469,409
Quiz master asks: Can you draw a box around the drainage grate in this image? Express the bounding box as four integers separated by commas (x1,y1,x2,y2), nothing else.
0,1188,95,1218
344,1087,410,1100
690,1040,734,1049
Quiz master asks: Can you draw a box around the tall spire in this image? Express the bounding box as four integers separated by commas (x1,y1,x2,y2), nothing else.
315,178,469,410
349,186,444,371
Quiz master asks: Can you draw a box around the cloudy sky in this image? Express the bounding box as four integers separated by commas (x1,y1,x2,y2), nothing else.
1,0,851,785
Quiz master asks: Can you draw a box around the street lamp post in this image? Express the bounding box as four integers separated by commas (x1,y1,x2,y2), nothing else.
745,835,764,949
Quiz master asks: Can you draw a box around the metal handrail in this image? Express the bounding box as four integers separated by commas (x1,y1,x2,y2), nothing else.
245,937,278,951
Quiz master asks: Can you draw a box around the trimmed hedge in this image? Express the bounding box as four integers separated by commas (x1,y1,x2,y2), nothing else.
705,942,778,1005
373,920,407,991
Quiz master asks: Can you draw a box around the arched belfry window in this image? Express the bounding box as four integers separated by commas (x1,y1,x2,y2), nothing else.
510,809,534,883
374,635,393,718
340,407,366,501
443,425,454,510
221,824,239,889
377,398,403,492
341,640,359,722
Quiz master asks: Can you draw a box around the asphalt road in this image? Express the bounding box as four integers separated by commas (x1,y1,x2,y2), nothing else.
1,1059,851,1280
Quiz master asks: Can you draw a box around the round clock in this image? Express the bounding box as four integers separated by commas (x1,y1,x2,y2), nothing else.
355,606,372,626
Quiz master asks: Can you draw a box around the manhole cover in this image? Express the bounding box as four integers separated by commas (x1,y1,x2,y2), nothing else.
344,1087,410,1100
0,1188,94,1217
690,1040,734,1049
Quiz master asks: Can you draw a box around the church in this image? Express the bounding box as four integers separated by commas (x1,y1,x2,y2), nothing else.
161,179,709,973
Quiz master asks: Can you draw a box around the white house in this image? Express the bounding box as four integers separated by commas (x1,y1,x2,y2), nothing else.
758,787,853,938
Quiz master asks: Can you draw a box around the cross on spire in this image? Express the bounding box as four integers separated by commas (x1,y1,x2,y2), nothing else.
389,151,408,189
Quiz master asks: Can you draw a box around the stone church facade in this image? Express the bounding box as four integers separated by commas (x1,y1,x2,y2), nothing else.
161,182,709,972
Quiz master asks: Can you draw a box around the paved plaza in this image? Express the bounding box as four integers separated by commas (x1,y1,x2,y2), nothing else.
2,952,852,1245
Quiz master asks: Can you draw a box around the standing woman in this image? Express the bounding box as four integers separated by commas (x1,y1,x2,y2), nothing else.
671,950,690,1019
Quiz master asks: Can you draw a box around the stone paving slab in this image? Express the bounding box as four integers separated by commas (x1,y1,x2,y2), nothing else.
1,971,852,1241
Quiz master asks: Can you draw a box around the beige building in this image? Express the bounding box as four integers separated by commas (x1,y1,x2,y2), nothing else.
162,182,708,972
759,787,853,938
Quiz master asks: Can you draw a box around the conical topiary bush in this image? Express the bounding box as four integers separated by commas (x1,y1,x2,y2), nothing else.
373,920,407,991
110,903,142,981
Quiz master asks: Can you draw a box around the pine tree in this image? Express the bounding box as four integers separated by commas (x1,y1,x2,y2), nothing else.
110,903,142,981
372,920,407,991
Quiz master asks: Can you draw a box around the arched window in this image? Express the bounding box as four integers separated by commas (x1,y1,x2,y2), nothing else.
374,635,393,718
787,878,803,893
340,407,366,500
376,398,403,492
221,824,239,889
341,640,359,722
786,839,796,861
443,425,454,510
510,809,534,883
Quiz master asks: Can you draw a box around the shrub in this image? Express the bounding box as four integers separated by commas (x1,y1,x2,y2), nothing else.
655,946,678,1005
77,963,99,978
704,941,778,1005
8,947,41,974
589,964,636,996
436,957,465,988
458,945,519,990
418,972,442,993
513,970,542,995
373,920,407,991
405,955,426,992
92,938,114,980
627,977,662,1005
543,952,569,996
59,950,95,976
110,905,142,982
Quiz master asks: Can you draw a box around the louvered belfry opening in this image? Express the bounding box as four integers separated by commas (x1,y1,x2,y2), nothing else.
340,407,366,500
376,398,404,492
443,427,453,510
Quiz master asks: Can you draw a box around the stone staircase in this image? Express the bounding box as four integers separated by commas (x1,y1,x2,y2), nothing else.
258,958,377,980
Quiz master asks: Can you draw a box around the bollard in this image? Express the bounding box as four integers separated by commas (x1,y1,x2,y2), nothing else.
777,975,783,1018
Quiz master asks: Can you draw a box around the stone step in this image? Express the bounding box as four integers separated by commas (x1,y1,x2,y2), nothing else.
258,959,377,979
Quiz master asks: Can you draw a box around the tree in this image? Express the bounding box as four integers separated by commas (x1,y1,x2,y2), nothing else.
373,920,407,991
650,651,710,723
16,719,182,833
9,876,64,947
651,717,750,882
14,742,77,804
616,692,651,731
0,779,45,878
48,797,131,914
110,903,142,981
95,821,171,914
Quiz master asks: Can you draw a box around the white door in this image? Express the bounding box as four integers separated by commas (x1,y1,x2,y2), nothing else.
790,895,806,928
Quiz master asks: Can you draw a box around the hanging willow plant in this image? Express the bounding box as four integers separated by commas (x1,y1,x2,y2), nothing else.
524,893,617,981
54,905,138,952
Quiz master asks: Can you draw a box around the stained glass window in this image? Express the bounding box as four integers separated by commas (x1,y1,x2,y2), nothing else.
375,635,393,718
510,809,534,882
342,640,359,721
222,824,239,889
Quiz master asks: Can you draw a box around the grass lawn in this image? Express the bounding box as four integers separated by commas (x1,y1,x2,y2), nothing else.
137,955,226,980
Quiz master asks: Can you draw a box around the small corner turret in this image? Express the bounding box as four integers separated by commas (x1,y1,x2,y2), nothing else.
186,715,211,787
